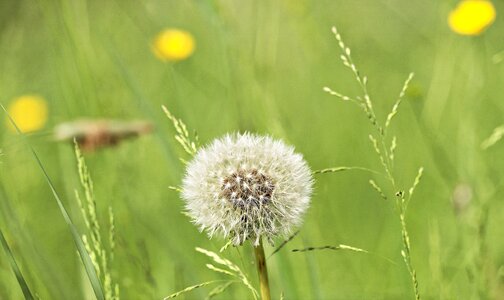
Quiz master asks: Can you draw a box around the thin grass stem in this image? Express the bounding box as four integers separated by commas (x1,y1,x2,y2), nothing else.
254,239,271,300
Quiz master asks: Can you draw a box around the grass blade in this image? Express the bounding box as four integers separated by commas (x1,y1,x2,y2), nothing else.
205,281,235,300
313,166,381,175
195,247,240,273
0,183,69,299
268,230,299,259
0,227,34,300
1,104,105,300
164,280,224,299
195,247,258,299
205,264,236,277
292,244,368,254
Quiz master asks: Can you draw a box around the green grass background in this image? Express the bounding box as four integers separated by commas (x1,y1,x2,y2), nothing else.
1,0,504,299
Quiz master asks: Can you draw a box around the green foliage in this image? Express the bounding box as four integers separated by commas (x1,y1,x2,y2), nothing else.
1,0,504,299
0,227,34,300
1,104,105,300
323,26,423,299
162,105,199,158
74,142,119,300
163,247,257,300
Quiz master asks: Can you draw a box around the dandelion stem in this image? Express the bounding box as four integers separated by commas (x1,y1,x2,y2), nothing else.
254,239,271,300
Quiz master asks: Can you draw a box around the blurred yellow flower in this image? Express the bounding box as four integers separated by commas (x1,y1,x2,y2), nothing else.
152,29,195,62
448,0,496,36
6,95,48,133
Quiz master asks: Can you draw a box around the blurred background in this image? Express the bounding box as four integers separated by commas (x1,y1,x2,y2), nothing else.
0,0,503,299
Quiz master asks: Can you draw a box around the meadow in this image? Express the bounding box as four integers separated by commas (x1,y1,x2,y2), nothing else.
1,0,504,299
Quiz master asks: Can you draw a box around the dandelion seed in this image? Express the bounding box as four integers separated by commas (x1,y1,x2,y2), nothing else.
181,133,313,246
152,29,195,62
6,95,48,133
448,0,496,36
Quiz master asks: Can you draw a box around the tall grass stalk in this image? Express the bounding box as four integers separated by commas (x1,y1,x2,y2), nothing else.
74,142,119,300
164,247,258,299
1,103,106,300
323,27,423,300
0,182,69,299
0,227,34,300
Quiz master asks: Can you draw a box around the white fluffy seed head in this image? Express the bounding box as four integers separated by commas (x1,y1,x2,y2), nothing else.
181,133,313,246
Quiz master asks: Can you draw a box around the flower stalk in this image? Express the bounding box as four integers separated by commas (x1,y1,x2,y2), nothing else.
254,239,271,300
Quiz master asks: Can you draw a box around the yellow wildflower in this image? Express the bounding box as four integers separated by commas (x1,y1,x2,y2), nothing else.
448,0,496,36
152,29,195,61
6,95,48,133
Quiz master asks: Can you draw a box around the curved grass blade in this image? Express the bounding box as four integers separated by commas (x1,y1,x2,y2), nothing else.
0,227,34,300
205,281,235,300
292,244,368,253
195,247,258,299
164,280,224,299
292,244,397,265
268,230,299,259
313,166,382,176
206,264,236,277
1,104,105,300
0,183,69,299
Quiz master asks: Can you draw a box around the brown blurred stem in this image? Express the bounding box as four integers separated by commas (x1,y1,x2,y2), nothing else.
254,239,271,300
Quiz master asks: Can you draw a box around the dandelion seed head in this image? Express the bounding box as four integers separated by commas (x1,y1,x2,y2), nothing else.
182,133,313,246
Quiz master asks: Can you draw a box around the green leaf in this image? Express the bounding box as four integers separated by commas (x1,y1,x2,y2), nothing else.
0,227,34,300
1,104,105,300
